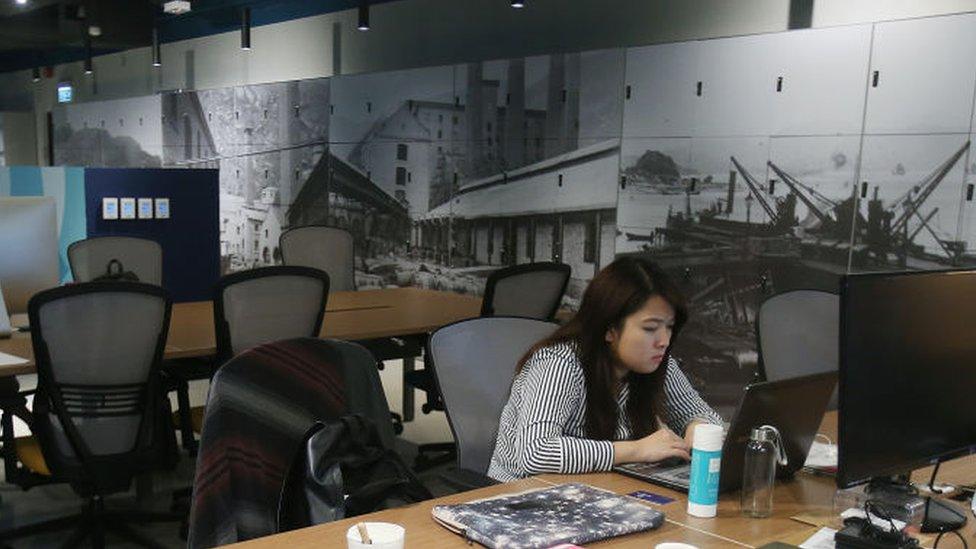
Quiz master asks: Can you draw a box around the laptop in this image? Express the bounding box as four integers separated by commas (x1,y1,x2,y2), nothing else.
614,371,837,493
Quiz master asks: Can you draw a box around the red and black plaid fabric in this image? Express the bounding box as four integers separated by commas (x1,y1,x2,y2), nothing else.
187,337,392,548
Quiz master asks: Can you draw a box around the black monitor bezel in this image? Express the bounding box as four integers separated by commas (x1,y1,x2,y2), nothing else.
837,268,976,488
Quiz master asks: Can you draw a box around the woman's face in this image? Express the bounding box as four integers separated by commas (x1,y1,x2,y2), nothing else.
606,295,676,378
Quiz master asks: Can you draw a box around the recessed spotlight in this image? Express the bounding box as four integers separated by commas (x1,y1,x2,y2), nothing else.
511,0,525,7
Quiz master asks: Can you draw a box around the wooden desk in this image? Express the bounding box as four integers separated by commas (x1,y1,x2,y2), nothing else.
226,476,746,548
0,287,482,376
225,412,976,548
0,288,482,420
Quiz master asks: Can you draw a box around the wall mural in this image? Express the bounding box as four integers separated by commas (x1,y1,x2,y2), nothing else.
158,50,624,303
48,12,976,417
53,96,164,168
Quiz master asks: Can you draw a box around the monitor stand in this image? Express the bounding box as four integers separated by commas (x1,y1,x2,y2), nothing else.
866,477,967,533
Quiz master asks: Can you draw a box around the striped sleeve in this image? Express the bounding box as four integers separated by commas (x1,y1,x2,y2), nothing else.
513,348,615,475
661,357,724,434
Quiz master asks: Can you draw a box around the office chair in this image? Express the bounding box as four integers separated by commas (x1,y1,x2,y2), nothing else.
214,265,330,363
66,235,202,455
428,316,558,488
180,266,331,436
280,225,406,434
756,289,839,409
479,262,572,318
0,282,181,548
405,262,571,469
68,236,163,284
280,225,356,292
187,338,398,548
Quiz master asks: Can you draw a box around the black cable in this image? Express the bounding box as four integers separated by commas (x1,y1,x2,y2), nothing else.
864,498,898,533
933,529,968,548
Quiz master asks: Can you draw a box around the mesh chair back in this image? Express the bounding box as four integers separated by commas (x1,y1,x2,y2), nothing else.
481,262,571,320
757,289,839,408
214,266,330,360
429,317,557,474
280,226,356,292
68,236,163,284
27,282,170,478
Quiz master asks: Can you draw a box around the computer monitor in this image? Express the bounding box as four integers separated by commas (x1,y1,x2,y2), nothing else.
838,269,976,531
0,197,59,315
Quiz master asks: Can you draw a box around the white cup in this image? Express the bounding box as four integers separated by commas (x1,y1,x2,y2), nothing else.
346,522,405,549
655,544,699,549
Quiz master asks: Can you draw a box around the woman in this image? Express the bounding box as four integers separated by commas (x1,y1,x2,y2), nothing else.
487,256,722,482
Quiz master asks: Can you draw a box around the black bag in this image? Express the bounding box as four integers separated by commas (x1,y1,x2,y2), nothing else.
92,259,140,282
276,414,432,532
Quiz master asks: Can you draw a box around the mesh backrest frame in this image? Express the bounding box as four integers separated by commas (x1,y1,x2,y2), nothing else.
68,236,163,285
480,262,571,320
214,266,330,362
27,282,171,477
429,316,558,474
757,289,839,409
280,225,356,292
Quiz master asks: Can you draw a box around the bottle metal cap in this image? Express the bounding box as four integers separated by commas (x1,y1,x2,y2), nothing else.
750,427,776,443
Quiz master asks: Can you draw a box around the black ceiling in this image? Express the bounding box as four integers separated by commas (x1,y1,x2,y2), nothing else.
0,0,396,73
0,0,156,52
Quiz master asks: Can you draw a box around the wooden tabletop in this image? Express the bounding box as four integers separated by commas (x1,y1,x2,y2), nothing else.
0,287,483,377
225,412,976,548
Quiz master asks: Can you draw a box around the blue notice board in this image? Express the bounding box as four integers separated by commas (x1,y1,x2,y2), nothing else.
84,168,219,302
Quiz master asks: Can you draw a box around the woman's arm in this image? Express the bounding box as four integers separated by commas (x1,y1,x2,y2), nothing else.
512,349,616,475
660,357,724,442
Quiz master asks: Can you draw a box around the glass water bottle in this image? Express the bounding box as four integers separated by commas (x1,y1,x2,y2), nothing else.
740,425,787,518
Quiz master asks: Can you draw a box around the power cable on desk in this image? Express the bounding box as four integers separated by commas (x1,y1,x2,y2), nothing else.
933,529,967,548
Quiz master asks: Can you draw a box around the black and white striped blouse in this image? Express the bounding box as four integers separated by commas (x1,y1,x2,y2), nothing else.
487,341,723,482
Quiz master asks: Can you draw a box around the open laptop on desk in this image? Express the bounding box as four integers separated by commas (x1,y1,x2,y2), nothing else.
614,371,836,493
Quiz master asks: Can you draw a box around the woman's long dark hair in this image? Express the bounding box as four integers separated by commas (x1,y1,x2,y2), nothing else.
518,256,687,440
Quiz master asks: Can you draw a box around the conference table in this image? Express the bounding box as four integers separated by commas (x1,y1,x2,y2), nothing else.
0,287,484,420
227,412,976,548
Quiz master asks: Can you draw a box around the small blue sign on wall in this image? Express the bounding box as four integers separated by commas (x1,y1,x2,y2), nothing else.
57,82,73,103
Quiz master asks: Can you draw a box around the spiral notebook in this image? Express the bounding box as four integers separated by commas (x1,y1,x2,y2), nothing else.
431,482,664,549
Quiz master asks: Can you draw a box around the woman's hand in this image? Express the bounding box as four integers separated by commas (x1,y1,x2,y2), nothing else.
684,419,708,448
613,427,691,464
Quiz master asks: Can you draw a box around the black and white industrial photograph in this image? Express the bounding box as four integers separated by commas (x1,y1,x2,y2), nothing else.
6,3,976,547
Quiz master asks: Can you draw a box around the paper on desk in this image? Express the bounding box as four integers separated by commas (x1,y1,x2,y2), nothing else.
0,351,28,367
804,441,838,469
799,527,837,549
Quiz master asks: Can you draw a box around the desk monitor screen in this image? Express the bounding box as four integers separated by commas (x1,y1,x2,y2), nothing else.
0,197,59,315
838,269,976,489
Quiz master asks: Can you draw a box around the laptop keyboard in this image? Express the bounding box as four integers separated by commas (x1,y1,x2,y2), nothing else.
616,461,692,485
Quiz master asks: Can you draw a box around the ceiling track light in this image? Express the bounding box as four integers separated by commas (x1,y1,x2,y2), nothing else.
511,0,525,7
84,35,93,75
31,65,40,83
241,6,251,50
15,0,27,5
152,27,161,67
357,0,369,31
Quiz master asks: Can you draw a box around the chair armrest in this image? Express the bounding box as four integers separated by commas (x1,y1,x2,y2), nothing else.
438,467,500,492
